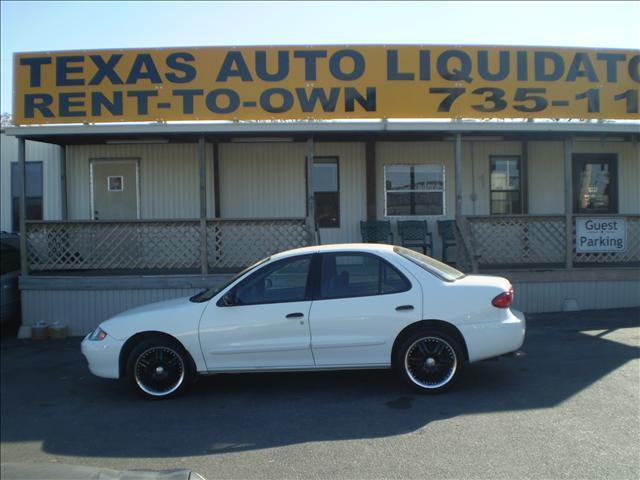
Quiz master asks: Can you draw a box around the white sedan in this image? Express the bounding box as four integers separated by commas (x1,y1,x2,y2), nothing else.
82,244,525,399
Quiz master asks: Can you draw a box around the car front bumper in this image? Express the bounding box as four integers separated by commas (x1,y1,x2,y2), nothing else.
81,331,124,379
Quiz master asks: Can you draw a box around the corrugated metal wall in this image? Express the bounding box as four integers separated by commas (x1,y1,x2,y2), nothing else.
314,142,366,244
20,275,639,336
66,143,214,219
1,133,62,231
218,143,307,218
573,141,640,214
512,280,640,313
22,288,201,335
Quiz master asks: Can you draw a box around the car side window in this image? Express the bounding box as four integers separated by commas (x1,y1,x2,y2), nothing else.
319,253,411,300
233,255,312,305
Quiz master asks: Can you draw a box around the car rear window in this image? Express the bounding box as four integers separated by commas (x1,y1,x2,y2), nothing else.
394,246,465,282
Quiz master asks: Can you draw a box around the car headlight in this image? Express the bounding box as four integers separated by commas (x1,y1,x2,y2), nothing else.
88,327,108,341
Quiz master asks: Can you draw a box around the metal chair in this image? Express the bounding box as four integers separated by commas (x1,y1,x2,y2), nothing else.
360,221,394,244
397,220,433,256
437,220,457,264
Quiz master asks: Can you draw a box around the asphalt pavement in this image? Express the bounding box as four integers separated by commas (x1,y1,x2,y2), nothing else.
1,307,639,480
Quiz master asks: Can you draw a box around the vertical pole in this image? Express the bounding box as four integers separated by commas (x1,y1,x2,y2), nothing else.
563,137,574,269
18,138,28,275
454,133,463,218
306,137,316,245
199,136,208,275
60,144,68,220
521,139,529,214
213,142,221,218
365,135,377,221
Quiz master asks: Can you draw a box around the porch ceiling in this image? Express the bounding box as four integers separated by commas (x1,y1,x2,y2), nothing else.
4,120,639,145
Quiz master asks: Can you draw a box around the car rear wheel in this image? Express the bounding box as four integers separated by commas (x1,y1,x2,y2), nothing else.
395,329,463,393
126,337,193,399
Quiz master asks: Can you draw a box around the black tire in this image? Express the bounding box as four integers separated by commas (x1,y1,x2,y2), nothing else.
394,329,463,394
126,336,194,399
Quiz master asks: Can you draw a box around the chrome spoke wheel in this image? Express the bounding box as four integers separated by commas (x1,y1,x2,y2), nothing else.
134,346,185,397
404,336,458,389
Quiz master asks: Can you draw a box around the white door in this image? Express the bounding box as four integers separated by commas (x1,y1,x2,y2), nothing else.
309,252,422,366
199,255,315,370
91,159,139,220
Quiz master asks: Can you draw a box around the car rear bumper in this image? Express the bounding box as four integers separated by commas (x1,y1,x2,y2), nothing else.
459,308,526,363
81,332,124,379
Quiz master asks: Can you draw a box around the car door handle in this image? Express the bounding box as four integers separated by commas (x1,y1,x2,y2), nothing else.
396,305,414,311
286,312,304,318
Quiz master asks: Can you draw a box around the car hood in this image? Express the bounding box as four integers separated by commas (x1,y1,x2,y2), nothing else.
100,295,208,340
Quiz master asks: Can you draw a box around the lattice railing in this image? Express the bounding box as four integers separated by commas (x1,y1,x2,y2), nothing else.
573,215,640,265
466,215,566,267
26,219,312,272
207,219,312,269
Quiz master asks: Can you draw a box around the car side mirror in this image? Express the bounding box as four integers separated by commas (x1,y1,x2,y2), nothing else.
221,292,237,307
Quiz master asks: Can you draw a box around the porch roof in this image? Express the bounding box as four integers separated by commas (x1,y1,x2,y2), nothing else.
4,119,640,145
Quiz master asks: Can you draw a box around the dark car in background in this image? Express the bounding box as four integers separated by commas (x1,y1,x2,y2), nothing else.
1,232,21,336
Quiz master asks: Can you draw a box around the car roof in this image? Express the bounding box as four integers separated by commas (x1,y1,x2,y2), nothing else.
271,243,397,260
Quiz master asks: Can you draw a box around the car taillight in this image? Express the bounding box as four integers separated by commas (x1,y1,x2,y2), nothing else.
492,288,514,308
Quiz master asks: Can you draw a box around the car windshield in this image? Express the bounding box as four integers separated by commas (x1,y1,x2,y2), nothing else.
394,246,465,282
189,256,271,303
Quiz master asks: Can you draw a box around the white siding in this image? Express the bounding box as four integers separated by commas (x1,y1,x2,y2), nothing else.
66,143,214,220
20,276,639,335
1,133,62,231
528,141,565,214
573,141,640,214
22,288,201,336
512,280,640,314
461,141,523,215
218,143,307,218
314,142,366,244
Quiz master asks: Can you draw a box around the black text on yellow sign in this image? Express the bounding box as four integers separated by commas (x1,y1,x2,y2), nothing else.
13,45,640,124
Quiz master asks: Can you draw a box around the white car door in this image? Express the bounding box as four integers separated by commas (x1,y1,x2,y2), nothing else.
199,255,315,370
308,252,422,366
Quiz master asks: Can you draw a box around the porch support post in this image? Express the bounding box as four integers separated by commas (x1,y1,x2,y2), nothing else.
454,133,463,218
198,136,208,274
563,137,574,269
306,137,317,245
60,144,68,220
18,137,28,275
365,135,377,220
521,139,529,214
213,142,221,218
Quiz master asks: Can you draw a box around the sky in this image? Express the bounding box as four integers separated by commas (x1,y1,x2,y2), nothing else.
1,0,639,114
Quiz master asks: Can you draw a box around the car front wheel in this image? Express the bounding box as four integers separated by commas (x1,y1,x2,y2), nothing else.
395,330,463,393
126,337,193,399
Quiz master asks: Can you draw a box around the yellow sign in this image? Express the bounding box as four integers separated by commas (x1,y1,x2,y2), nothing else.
13,45,640,124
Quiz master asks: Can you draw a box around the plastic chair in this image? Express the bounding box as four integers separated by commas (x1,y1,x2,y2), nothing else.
398,220,433,256
437,220,457,263
360,221,394,244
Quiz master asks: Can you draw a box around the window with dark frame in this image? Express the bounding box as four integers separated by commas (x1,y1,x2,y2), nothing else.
312,156,340,228
573,153,618,214
319,253,411,300
490,156,522,214
384,165,444,216
11,162,43,232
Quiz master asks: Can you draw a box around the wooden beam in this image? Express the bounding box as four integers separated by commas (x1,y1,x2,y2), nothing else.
454,133,463,218
60,144,68,220
18,138,28,275
306,137,317,244
213,142,221,218
563,137,574,269
365,136,377,220
199,136,208,274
